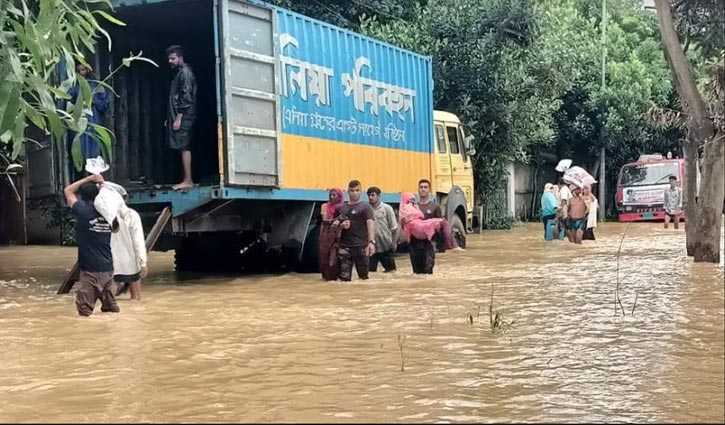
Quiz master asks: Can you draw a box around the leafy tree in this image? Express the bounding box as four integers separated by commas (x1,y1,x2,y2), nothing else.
360,0,684,223
654,0,724,263
0,0,150,170
549,0,684,215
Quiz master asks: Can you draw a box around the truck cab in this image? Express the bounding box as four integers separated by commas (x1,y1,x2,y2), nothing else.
431,111,476,246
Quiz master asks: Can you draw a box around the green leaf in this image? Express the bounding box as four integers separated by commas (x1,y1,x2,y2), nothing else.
49,86,72,100
94,10,126,27
0,83,15,129
12,23,43,72
27,74,57,110
0,86,22,137
62,48,76,82
90,123,114,161
78,75,92,108
23,101,47,131
8,51,25,83
46,109,65,142
71,135,84,171
12,117,28,158
72,82,85,123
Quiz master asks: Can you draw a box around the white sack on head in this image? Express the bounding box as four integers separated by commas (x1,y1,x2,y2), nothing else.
563,166,597,188
93,184,125,224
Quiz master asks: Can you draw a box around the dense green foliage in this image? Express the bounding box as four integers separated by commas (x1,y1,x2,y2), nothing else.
0,0,151,170
3,0,709,228
274,0,692,222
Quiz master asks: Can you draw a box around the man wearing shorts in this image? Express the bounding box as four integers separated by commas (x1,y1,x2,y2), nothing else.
63,174,119,316
166,45,197,191
567,186,588,244
663,175,682,229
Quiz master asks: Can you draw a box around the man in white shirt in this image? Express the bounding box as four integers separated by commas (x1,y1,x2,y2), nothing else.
663,175,683,229
109,187,148,300
556,177,573,237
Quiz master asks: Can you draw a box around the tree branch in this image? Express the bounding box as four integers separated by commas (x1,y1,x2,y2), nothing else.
655,0,715,143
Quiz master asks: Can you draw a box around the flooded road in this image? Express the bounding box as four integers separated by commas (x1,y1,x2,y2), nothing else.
1,223,723,423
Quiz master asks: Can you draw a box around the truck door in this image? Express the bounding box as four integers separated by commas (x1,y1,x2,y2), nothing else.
434,124,453,195
217,0,280,187
445,124,474,212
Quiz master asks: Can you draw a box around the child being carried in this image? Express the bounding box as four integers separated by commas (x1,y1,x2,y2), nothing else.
399,192,457,250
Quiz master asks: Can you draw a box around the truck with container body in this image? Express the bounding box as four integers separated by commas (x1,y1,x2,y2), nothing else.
26,0,478,272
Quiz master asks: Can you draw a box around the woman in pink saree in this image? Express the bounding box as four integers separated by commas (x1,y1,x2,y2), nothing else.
399,192,456,250
319,188,343,281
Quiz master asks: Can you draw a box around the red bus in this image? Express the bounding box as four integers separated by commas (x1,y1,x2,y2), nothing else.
615,155,686,222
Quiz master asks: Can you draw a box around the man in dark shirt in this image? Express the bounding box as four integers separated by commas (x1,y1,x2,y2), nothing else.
409,179,442,274
64,174,119,316
332,180,375,281
166,45,197,191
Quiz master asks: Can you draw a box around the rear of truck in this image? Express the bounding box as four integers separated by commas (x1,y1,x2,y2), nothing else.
87,0,438,270
225,2,435,195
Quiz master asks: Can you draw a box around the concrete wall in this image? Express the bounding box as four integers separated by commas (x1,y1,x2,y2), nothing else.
507,161,558,221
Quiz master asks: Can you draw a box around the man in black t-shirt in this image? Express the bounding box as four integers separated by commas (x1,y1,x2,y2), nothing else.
332,180,375,281
63,174,119,316
409,179,442,274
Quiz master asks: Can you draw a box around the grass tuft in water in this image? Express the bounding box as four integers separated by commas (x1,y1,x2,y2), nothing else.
489,284,514,335
397,334,407,372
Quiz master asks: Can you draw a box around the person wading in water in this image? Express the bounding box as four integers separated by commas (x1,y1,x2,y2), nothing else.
407,179,442,274
332,180,375,282
367,186,398,273
319,188,344,281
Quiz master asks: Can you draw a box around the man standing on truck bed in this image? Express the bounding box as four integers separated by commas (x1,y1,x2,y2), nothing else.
332,180,375,281
166,45,197,191
409,179,442,274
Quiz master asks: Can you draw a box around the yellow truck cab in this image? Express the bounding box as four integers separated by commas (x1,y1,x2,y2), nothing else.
431,111,476,246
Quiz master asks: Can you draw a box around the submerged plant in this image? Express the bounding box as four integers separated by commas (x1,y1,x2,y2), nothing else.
489,284,513,335
397,334,407,372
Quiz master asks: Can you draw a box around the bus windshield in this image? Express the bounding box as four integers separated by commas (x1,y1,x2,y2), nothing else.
619,162,679,187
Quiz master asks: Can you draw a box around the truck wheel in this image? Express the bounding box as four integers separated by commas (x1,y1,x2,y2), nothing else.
450,215,466,249
174,237,202,272
175,233,243,272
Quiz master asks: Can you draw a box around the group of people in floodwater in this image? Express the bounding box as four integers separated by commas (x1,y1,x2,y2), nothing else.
540,178,599,244
318,179,461,282
65,172,459,316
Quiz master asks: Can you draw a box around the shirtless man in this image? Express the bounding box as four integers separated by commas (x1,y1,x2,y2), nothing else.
567,186,588,244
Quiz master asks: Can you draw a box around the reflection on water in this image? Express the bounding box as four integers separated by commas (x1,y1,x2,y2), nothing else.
1,223,723,423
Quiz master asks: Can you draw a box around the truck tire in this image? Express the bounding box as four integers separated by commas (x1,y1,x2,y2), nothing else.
175,233,243,273
450,215,466,249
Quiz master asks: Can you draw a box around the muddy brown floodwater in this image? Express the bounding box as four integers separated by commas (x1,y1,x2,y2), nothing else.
1,223,723,423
